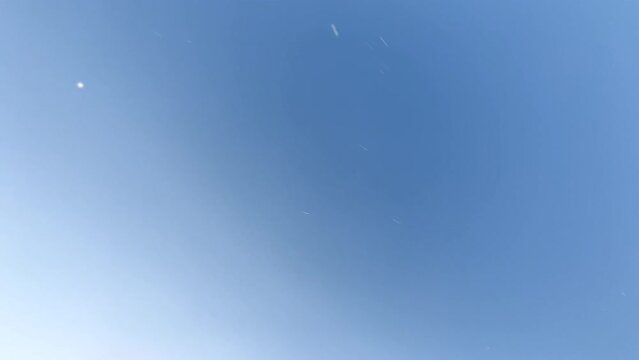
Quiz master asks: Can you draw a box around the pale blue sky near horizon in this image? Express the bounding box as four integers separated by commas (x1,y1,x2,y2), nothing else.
1,1,639,359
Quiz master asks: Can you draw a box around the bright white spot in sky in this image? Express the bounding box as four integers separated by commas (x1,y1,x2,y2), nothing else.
76,82,85,89
358,144,369,151
379,36,389,47
392,217,401,224
302,211,311,215
331,24,339,37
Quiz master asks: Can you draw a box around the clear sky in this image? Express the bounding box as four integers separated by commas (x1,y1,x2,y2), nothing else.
1,1,639,359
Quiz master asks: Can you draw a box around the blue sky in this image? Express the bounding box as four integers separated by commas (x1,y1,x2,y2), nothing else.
1,1,639,359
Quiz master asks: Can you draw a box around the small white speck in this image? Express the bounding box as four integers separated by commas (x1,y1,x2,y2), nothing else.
358,144,369,151
379,36,389,47
76,82,85,89
302,211,311,215
331,24,340,37
392,217,401,224
621,291,627,296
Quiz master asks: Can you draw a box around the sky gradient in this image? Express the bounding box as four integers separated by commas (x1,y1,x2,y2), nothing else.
2,1,639,359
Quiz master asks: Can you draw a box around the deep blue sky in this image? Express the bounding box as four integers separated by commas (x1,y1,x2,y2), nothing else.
2,1,639,359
